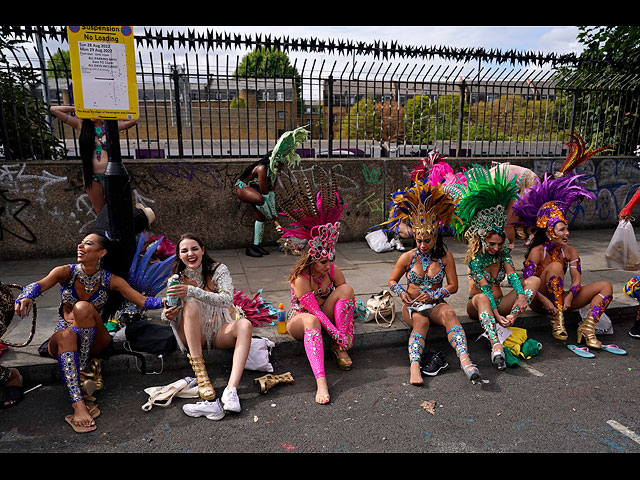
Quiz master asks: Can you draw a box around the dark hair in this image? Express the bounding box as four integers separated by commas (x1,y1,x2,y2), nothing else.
525,227,549,258
171,233,218,288
431,233,448,259
238,151,272,182
79,119,96,188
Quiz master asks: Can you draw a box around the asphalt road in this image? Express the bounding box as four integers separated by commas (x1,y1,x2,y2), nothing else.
1,318,639,454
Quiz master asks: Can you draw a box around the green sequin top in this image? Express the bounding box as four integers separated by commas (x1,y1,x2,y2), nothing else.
468,246,514,286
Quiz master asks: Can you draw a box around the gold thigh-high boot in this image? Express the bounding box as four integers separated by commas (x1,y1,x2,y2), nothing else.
187,354,216,400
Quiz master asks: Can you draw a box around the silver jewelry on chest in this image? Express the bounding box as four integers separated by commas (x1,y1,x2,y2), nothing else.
182,265,205,289
77,265,102,294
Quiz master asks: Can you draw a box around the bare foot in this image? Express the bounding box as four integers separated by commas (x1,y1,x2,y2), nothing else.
315,377,330,405
409,362,423,386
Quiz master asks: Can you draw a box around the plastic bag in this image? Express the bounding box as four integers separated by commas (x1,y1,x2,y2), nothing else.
365,229,393,253
605,220,640,270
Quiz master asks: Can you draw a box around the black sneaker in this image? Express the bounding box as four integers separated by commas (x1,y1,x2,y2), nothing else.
253,245,270,255
245,246,263,258
629,320,640,338
420,351,448,376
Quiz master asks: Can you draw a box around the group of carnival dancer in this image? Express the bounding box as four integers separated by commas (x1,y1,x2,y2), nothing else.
4,116,635,433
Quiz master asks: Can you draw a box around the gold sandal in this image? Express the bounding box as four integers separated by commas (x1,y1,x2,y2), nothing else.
577,314,602,349
254,372,294,394
187,354,216,400
550,310,568,341
331,344,352,371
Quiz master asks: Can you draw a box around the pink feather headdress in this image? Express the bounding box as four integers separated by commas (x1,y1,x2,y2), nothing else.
278,170,346,261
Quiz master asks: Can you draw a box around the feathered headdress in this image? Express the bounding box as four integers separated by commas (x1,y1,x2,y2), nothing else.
378,179,459,238
232,288,277,327
278,169,346,261
512,173,595,234
452,164,519,242
408,150,447,181
556,131,614,177
268,126,310,178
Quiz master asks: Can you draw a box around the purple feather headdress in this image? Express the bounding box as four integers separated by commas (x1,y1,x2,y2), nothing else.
512,173,595,231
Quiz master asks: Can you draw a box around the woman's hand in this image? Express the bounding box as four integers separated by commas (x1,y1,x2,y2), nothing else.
496,313,511,327
539,295,558,316
167,283,189,299
14,298,33,318
399,291,413,305
562,292,573,311
413,292,431,304
163,305,181,322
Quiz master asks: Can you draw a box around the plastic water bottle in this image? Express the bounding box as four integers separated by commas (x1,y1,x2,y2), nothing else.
166,274,180,307
277,303,287,334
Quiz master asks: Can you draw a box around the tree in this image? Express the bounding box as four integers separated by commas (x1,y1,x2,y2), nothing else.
234,47,303,116
576,26,640,73
47,49,71,79
0,37,64,160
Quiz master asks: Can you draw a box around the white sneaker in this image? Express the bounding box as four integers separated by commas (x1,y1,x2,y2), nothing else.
390,237,405,251
221,387,241,413
182,399,225,420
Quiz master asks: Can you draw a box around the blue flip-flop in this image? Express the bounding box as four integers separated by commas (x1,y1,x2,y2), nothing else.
601,344,627,355
567,345,595,358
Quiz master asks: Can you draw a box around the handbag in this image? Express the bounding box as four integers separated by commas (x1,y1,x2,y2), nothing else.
605,220,640,270
365,290,396,328
0,282,37,348
125,319,177,355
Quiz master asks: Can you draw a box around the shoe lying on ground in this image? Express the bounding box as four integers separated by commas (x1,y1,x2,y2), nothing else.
389,237,406,251
420,351,448,376
221,387,241,413
182,399,225,420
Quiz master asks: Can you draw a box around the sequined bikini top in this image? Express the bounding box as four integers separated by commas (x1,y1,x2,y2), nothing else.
406,250,445,289
59,264,112,316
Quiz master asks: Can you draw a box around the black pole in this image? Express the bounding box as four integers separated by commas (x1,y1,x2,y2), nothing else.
104,119,135,279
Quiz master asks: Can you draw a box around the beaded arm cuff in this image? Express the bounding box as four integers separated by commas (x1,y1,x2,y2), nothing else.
507,272,525,295
298,291,345,346
570,284,581,296
390,283,406,296
15,282,42,303
480,284,498,310
427,287,450,302
144,297,164,310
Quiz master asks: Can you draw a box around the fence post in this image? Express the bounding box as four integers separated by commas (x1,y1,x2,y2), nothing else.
457,80,466,157
172,67,184,158
328,75,334,157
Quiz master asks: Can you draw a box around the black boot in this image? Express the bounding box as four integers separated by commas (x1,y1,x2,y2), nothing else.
253,245,270,255
245,245,263,258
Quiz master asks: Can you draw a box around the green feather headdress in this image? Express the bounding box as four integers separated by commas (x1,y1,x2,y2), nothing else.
452,164,519,242
268,126,310,178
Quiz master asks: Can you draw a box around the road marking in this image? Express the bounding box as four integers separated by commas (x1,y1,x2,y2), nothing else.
607,420,640,445
521,363,544,377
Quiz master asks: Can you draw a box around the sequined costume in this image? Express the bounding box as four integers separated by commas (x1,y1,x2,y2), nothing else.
169,264,236,352
512,159,609,346
279,169,354,380
454,164,532,369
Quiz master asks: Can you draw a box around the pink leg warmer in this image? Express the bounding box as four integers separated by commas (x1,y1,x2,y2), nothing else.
304,328,325,379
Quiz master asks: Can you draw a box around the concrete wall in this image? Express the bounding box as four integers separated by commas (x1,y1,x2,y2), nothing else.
0,156,638,260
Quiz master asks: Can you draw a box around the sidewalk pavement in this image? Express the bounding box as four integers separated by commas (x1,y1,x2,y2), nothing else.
1,228,638,383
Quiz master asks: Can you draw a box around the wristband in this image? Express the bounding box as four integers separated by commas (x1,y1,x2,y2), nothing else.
144,297,164,310
390,283,406,296
16,282,42,303
570,284,581,296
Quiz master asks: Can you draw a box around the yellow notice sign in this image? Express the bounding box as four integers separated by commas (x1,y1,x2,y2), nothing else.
67,26,138,120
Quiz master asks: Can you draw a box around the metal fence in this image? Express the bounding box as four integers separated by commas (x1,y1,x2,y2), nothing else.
2,26,640,161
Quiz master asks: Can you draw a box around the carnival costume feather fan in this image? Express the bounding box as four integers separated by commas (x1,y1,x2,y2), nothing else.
511,173,596,230
277,169,346,261
378,179,459,237
556,131,614,176
232,289,277,327
452,164,519,241
128,232,176,296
